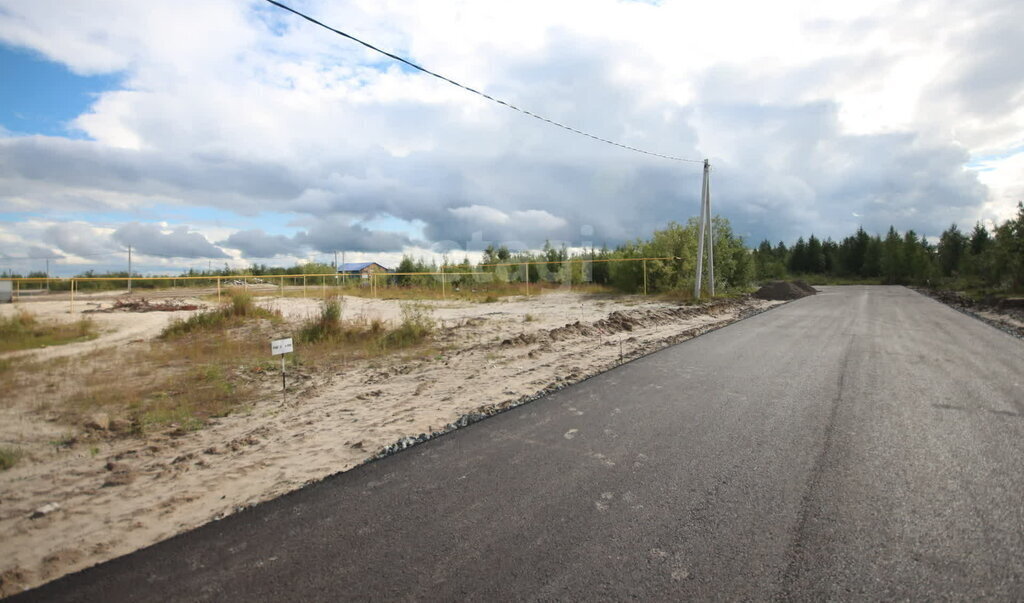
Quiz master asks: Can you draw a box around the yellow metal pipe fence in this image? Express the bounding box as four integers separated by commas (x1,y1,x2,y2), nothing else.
1,256,684,305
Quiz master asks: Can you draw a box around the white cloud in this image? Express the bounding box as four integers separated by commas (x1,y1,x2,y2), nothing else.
0,0,1020,264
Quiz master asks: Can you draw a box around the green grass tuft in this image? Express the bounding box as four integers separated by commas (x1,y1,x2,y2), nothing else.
161,288,278,338
0,311,97,353
0,446,24,471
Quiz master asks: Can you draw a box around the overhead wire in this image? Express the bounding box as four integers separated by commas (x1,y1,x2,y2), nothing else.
262,0,703,164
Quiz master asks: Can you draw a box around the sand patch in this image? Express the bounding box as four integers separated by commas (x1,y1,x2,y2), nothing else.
0,290,781,596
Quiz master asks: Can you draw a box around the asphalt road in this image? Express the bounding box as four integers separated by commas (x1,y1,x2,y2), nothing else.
16,286,1024,601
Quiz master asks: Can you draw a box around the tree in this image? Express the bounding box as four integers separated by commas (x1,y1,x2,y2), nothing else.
806,235,825,274
937,224,967,277
788,237,807,273
991,202,1024,288
881,227,905,284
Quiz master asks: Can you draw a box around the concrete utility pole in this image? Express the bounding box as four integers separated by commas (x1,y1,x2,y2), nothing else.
693,159,715,300
128,245,133,294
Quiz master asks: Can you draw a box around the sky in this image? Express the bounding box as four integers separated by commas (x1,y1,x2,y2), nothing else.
0,0,1021,276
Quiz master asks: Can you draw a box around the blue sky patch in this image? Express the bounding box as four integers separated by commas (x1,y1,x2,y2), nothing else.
0,44,120,137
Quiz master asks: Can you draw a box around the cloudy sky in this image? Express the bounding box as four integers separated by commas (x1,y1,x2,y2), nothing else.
0,0,1021,276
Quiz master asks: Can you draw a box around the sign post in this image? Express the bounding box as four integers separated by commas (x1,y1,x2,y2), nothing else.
271,337,294,404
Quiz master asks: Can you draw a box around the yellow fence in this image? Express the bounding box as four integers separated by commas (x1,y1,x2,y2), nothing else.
2,256,681,311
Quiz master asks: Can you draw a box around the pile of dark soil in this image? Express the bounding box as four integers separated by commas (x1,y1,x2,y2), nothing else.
753,281,816,301
84,297,201,313
791,280,818,295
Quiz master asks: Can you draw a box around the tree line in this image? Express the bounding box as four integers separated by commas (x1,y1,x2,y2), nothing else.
391,215,753,296
752,202,1024,289
9,202,1020,296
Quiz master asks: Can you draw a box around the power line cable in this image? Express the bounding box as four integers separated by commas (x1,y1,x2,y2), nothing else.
263,0,703,164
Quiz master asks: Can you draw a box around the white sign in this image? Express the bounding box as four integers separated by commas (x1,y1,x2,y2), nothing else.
271,338,293,355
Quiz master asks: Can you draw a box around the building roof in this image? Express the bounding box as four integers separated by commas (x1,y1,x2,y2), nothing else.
338,262,388,272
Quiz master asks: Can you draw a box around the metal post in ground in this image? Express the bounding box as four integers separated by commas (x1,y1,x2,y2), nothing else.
70,279,75,314
217,277,221,303
643,259,648,295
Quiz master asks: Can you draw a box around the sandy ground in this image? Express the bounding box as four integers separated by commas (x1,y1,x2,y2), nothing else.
0,290,780,595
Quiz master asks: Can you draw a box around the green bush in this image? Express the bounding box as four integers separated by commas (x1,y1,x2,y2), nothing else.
297,298,344,344
162,289,277,338
0,446,24,471
379,303,434,350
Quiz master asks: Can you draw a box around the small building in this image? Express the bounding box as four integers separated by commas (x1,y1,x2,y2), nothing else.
338,262,390,280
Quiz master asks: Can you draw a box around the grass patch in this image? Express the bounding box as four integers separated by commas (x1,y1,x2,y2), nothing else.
378,304,434,350
13,295,437,440
787,274,885,286
162,288,279,338
289,281,613,302
297,298,346,344
0,311,97,353
296,300,434,354
64,339,259,435
0,446,24,470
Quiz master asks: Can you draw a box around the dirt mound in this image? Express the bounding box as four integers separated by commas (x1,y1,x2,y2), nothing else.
84,297,201,313
753,281,815,301
791,280,818,294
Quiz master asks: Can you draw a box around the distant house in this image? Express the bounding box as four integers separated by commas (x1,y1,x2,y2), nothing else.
337,262,390,280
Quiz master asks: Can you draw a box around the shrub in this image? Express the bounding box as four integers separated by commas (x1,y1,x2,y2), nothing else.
298,298,344,343
162,289,277,338
379,303,434,350
0,446,24,471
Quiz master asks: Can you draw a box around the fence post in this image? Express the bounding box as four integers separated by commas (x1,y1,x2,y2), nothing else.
70,279,75,314
643,259,648,295
303,275,306,298
217,277,221,302
524,263,529,296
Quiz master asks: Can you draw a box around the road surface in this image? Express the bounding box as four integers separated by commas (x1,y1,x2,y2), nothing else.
15,286,1024,600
